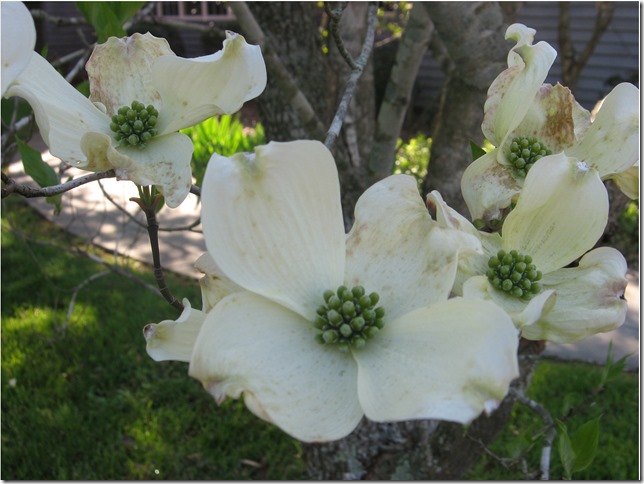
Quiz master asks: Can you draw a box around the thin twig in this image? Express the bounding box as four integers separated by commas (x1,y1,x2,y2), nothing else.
50,48,87,68
98,180,202,233
324,3,378,149
1,169,116,198
62,270,110,330
324,2,357,69
64,49,92,83
138,195,184,311
510,388,556,480
3,206,163,298
30,9,87,26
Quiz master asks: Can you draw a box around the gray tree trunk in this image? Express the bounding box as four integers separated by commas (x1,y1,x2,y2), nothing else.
421,3,511,217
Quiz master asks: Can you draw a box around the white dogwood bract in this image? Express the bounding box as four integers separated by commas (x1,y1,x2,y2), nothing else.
1,1,36,96
144,253,242,362
461,24,640,224
4,31,267,207
144,140,521,443
428,152,627,343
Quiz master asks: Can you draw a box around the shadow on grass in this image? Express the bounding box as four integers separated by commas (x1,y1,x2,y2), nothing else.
1,197,305,480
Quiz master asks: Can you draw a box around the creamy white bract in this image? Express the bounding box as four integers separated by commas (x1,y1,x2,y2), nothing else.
4,30,267,207
144,140,520,442
1,2,36,96
461,24,639,225
429,152,627,343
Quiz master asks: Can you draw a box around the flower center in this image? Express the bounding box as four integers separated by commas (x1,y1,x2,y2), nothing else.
509,136,552,178
110,101,159,148
314,285,385,352
486,249,543,300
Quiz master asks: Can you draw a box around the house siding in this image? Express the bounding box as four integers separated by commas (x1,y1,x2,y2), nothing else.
414,1,640,112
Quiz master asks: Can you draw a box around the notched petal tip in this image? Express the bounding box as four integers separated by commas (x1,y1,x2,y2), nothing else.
143,323,157,342
483,399,500,416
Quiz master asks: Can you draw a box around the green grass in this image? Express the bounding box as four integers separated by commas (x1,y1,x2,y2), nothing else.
1,197,638,479
467,360,639,480
1,197,304,480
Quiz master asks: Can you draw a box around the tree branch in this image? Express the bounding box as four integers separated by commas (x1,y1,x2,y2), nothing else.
324,2,357,70
133,192,184,311
324,3,378,150
368,3,433,180
510,388,556,480
558,2,615,90
1,170,116,199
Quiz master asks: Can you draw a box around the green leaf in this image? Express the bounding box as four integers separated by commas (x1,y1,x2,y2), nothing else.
17,139,62,213
470,140,487,161
557,420,575,480
571,417,600,473
17,139,58,189
75,2,145,43
600,341,629,385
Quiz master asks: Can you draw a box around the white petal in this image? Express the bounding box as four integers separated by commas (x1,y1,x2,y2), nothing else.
502,153,608,274
462,275,557,331
567,83,640,178
1,1,36,95
5,53,112,168
460,149,521,223
194,252,243,312
354,298,519,423
607,161,639,200
482,24,557,146
522,247,628,343
153,31,267,134
427,191,503,295
345,175,481,320
200,140,345,319
80,131,194,208
86,33,172,115
188,291,363,442
144,299,206,362
508,83,589,154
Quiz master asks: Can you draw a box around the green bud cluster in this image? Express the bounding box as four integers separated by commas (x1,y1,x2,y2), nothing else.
314,285,385,352
487,249,543,300
509,136,552,178
110,101,159,148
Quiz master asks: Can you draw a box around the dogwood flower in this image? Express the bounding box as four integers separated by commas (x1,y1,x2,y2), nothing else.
429,152,627,343
4,31,267,207
145,140,520,442
461,24,639,225
1,1,36,95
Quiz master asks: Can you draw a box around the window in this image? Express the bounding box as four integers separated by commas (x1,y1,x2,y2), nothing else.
156,1,233,21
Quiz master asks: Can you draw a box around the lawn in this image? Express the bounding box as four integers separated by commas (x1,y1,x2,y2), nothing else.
1,196,638,479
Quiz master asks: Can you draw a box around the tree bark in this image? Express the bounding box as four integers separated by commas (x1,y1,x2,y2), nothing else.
303,342,545,480
368,3,433,183
240,2,375,225
421,2,510,217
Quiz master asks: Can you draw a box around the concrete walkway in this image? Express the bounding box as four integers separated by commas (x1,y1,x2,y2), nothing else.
7,148,640,371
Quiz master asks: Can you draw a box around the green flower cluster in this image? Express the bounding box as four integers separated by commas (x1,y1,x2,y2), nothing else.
110,101,158,148
509,136,552,178
314,285,385,352
487,250,543,300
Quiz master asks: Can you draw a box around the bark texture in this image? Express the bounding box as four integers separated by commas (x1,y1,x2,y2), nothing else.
303,341,545,480
369,3,433,183
421,2,511,217
241,2,375,225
